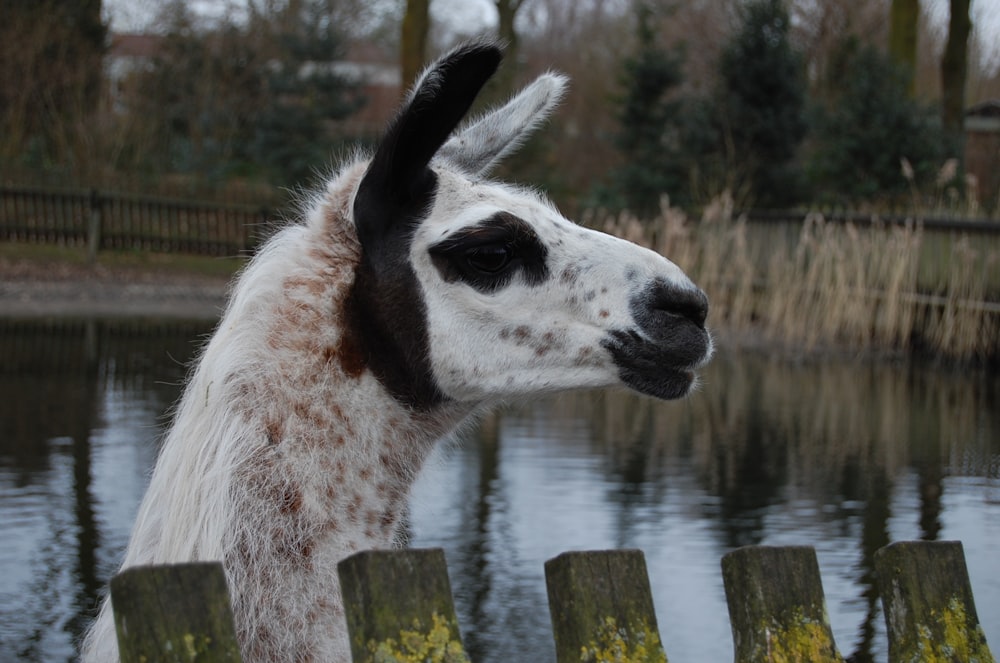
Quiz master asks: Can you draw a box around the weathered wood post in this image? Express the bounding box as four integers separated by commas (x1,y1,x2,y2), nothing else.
109,561,242,662
721,545,843,662
874,540,995,663
545,550,668,663
87,188,102,263
338,548,469,663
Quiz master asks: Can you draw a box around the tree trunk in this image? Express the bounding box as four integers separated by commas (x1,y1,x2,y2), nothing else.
400,0,430,94
888,0,919,96
941,0,971,161
496,0,521,59
490,0,524,100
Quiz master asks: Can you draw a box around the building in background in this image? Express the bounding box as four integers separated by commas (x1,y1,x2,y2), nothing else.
965,100,1000,210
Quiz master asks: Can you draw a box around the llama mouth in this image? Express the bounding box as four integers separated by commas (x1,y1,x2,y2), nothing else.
601,328,711,400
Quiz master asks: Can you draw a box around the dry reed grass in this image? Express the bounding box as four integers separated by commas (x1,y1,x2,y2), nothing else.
587,195,1000,362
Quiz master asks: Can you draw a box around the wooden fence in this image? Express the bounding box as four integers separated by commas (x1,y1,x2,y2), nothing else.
744,209,1000,234
0,185,271,258
5,184,1000,264
741,209,1000,299
107,541,994,662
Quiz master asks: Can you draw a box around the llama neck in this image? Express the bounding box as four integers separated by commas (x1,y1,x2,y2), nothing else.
112,194,473,661
206,193,471,561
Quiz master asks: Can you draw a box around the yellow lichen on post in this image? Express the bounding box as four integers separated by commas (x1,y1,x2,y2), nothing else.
908,597,996,663
339,549,467,663
721,546,843,663
110,562,242,663
580,615,667,663
755,608,844,663
181,632,214,659
545,551,668,663
875,541,995,663
367,612,470,663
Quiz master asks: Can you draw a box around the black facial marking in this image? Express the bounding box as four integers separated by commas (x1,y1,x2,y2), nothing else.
429,212,549,294
346,192,446,411
345,41,504,410
601,278,710,400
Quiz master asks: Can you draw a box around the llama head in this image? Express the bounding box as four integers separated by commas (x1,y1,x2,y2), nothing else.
349,40,712,410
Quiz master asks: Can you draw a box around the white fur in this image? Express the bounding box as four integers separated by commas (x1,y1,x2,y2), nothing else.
81,45,710,663
415,173,698,401
436,72,569,175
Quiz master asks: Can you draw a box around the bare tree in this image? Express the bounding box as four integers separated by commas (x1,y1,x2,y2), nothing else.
492,0,527,94
890,0,920,94
0,0,106,176
792,0,887,97
941,0,971,159
401,0,430,92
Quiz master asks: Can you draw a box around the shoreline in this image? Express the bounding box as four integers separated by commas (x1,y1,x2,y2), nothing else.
0,254,993,368
0,253,232,321
0,280,228,320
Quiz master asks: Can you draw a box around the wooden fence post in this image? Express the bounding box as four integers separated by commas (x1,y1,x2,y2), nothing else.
87,188,102,263
337,548,468,663
874,540,995,663
721,546,843,662
109,562,242,662
545,550,668,663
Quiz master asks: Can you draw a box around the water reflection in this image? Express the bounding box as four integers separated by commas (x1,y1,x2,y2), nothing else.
0,319,211,661
0,320,997,662
411,354,1000,662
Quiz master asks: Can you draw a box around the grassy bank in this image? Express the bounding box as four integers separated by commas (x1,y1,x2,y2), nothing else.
589,196,1000,362
0,241,245,280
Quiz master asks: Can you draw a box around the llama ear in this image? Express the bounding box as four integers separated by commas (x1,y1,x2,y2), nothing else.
437,72,568,176
354,41,503,251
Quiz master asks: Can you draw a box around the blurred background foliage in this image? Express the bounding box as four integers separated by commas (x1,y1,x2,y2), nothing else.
0,0,997,215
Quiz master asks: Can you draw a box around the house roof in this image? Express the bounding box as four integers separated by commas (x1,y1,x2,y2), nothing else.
109,33,164,59
966,99,1000,118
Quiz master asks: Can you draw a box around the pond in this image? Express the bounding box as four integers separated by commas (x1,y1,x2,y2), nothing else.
1,318,997,662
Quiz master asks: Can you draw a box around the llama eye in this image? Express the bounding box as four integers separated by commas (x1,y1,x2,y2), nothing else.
465,245,513,274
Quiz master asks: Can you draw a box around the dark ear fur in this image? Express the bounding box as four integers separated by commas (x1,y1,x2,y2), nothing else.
354,41,503,251
345,41,502,410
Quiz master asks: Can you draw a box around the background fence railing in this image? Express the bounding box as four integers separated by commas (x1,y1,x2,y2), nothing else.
107,541,994,663
0,185,273,258
6,185,1000,263
742,209,1000,299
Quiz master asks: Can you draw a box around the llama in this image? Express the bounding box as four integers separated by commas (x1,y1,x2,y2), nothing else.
81,40,713,662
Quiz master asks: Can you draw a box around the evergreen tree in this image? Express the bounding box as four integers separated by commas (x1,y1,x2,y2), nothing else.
247,0,364,187
127,0,361,189
603,2,687,216
130,2,265,179
715,0,806,206
807,38,944,203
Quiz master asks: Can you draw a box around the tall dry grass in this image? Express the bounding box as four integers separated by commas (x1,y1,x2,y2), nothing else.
586,195,1000,362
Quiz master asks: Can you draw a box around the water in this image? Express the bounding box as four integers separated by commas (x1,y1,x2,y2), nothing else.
0,318,997,662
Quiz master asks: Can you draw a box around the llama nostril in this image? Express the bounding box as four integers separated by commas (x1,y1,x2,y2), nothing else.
650,282,709,328
676,289,709,327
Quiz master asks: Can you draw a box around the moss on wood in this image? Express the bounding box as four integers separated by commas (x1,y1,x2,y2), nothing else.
545,550,668,663
875,541,995,663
